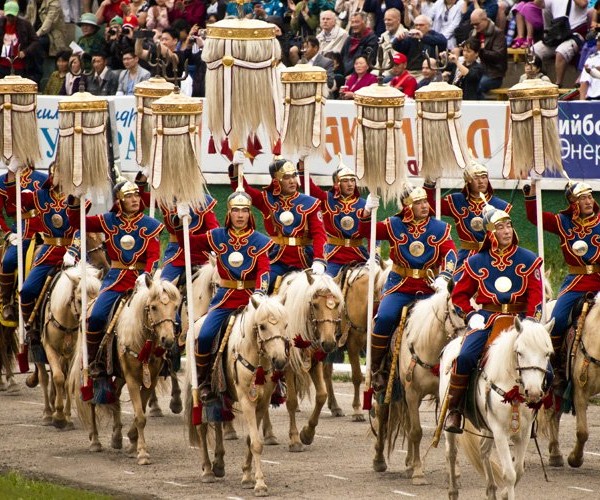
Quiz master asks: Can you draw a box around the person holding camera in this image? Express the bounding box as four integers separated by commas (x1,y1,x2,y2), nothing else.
446,37,483,99
580,33,600,100
105,15,135,70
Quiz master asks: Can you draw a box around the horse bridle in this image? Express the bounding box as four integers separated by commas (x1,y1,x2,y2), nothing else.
46,279,80,335
308,293,341,341
143,304,177,342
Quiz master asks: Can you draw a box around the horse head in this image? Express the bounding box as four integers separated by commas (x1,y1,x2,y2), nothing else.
249,295,289,371
143,278,181,350
65,265,102,319
86,232,110,278
513,317,554,404
306,272,343,354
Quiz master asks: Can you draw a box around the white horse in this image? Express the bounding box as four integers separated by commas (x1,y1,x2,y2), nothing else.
439,317,554,500
37,265,101,428
374,285,466,482
185,295,289,496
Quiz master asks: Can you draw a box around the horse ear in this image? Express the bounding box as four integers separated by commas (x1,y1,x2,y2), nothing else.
545,317,555,333
306,270,314,286
145,273,152,288
251,295,260,309
514,316,522,332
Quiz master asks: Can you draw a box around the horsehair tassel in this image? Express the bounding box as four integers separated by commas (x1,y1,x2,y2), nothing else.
293,334,312,349
255,366,266,385
313,349,327,362
384,305,408,405
137,340,153,363
192,388,202,425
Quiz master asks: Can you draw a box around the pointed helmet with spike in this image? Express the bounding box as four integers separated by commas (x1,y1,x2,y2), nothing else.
332,154,357,184
565,181,592,204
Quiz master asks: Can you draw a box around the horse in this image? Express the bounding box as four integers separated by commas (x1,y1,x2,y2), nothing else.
185,294,289,495
261,270,343,451
439,317,554,500
540,293,600,469
70,276,180,465
36,265,102,428
324,263,389,421
372,285,466,483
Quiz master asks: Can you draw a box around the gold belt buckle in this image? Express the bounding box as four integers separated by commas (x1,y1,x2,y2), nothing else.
288,237,297,246
236,281,244,290
501,304,509,313
586,265,595,274
344,239,351,247
411,269,420,279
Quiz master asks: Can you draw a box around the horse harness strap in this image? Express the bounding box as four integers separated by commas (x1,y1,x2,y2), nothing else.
578,341,600,387
406,342,439,383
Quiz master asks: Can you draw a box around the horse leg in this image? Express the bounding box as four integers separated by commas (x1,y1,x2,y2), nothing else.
89,404,103,452
568,385,590,468
147,388,164,418
125,379,150,465
262,407,278,445
445,431,459,500
479,433,496,500
512,426,531,486
212,422,226,478
547,409,564,467
36,362,53,425
349,332,365,422
405,390,428,485
199,423,216,483
169,371,183,414
492,431,516,500
111,380,124,449
285,371,303,452
299,363,327,446
223,419,238,440
45,347,67,428
240,396,268,496
373,402,388,472
323,362,344,417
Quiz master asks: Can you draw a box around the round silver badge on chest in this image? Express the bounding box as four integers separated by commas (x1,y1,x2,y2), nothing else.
228,251,244,268
409,241,425,257
120,235,135,251
494,276,512,293
340,215,355,231
470,216,484,232
572,240,588,257
279,210,294,226
51,214,64,229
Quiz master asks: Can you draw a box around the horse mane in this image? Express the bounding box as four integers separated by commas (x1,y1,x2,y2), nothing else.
229,296,286,352
52,265,101,312
117,279,180,351
405,289,450,349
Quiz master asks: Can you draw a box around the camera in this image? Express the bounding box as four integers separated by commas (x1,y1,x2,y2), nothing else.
134,29,155,40
122,26,131,34
109,28,117,35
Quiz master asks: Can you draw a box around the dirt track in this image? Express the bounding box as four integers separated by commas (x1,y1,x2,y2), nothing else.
1,372,600,499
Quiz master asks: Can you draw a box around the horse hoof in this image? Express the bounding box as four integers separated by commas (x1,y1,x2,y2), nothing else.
169,399,183,415
89,443,102,453
299,428,314,446
242,479,255,489
224,430,238,440
112,436,123,449
0,381,7,391
212,464,225,478
330,407,345,417
263,435,279,446
412,476,429,486
373,460,387,473
549,455,564,467
126,445,137,457
42,415,53,426
64,421,75,431
568,453,583,468
289,442,304,452
399,468,414,479
6,380,20,395
138,456,151,466
53,418,67,429
352,413,365,422
254,485,268,497
201,472,216,484
149,407,164,418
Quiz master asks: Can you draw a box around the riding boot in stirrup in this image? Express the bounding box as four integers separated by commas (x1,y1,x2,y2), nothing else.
22,301,40,388
0,272,16,322
444,372,470,434
196,354,214,403
550,335,566,395
370,333,389,393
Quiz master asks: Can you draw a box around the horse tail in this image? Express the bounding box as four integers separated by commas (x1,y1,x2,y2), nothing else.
0,324,17,373
459,421,503,480
383,400,404,459
183,358,202,447
67,343,94,430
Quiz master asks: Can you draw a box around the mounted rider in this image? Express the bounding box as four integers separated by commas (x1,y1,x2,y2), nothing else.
524,181,600,389
0,161,47,323
444,204,543,433
175,189,272,401
359,186,457,391
67,180,163,397
228,150,327,289
298,156,369,278
424,160,511,276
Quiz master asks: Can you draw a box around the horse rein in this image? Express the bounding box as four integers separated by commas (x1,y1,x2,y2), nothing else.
142,305,177,341
45,281,80,335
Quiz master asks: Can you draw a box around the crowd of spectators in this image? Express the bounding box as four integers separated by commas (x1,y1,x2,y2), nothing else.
0,0,599,99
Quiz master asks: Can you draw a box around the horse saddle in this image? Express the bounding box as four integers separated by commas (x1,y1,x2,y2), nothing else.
565,293,596,379
37,268,63,342
97,293,131,378
209,307,244,396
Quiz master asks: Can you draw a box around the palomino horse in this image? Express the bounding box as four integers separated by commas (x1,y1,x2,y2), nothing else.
324,263,389,421
439,317,554,500
541,293,600,469
36,265,102,428
263,271,343,451
70,276,180,465
372,285,466,483
185,295,289,496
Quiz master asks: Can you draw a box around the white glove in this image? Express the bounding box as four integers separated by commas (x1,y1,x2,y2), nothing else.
233,149,246,166
176,201,190,221
432,276,449,293
298,146,311,161
529,169,543,180
311,261,325,275
63,252,76,267
136,272,149,287
6,232,18,246
468,313,486,330
365,194,380,211
7,157,21,173
140,167,149,178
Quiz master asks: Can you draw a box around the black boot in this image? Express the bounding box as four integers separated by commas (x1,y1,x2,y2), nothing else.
444,372,469,434
87,330,106,379
550,335,566,396
370,332,389,393
195,352,214,402
0,272,15,322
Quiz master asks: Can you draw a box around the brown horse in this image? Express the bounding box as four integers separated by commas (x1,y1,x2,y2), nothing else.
185,295,289,495
70,276,180,465
324,263,389,421
36,265,102,428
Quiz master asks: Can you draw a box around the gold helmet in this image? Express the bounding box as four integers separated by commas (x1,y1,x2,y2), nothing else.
565,181,592,203
227,189,252,210
269,158,297,181
463,160,488,182
114,180,139,200
401,186,427,208
332,154,358,184
482,204,511,232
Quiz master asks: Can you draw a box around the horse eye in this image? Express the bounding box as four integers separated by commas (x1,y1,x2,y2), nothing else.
259,324,266,331
151,305,157,311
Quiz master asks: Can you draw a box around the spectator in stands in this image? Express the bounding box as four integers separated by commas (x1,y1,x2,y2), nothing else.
205,0,227,21
326,50,346,98
417,55,442,88
533,0,588,87
25,0,67,58
364,0,404,37
96,0,131,25
317,10,348,54
334,0,363,29
125,0,150,27
303,35,335,89
403,0,438,26
146,0,170,33
87,50,119,95
380,7,407,76
340,54,378,98
0,1,39,80
389,52,417,96
104,15,131,70
261,0,287,19
249,1,269,20
580,34,600,100
577,2,600,71
77,13,106,56
470,8,506,98
171,19,192,50
43,49,70,94
116,48,150,95
61,53,82,95
447,36,483,99
431,0,464,50
340,11,378,75
519,54,550,82
169,0,206,27
459,0,499,25
392,14,447,74
510,0,543,48
289,0,318,36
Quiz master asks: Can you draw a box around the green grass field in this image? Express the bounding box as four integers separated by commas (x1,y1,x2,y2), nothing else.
202,185,568,293
0,471,112,499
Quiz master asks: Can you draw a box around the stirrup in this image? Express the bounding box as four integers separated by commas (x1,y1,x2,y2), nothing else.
198,382,216,403
444,410,464,434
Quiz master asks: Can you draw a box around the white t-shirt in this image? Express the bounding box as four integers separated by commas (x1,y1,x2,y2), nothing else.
544,0,588,30
580,52,600,98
